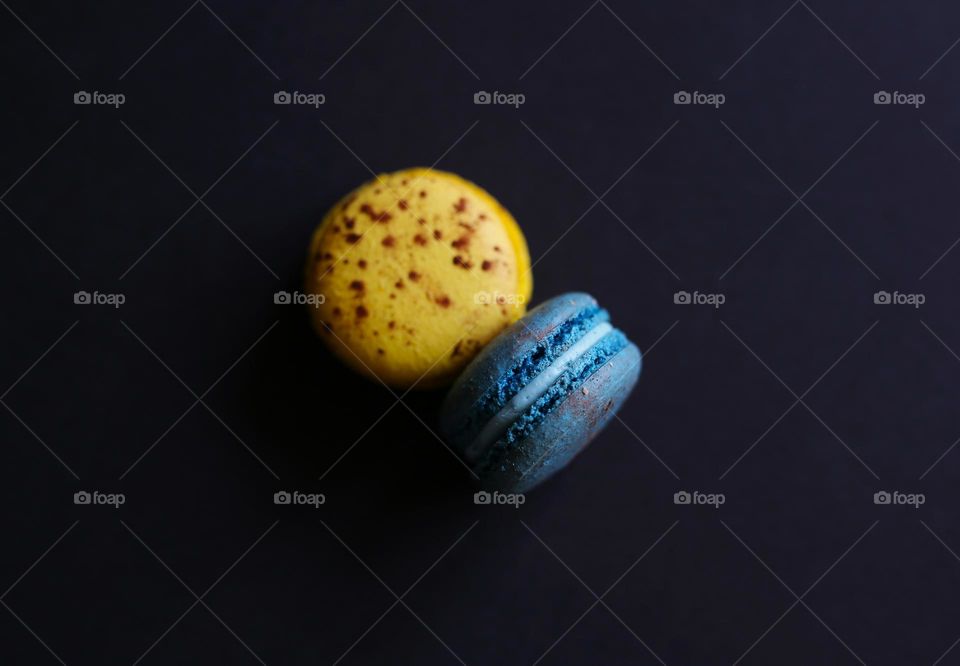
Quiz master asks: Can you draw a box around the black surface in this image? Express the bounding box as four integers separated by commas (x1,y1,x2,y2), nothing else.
3,1,960,664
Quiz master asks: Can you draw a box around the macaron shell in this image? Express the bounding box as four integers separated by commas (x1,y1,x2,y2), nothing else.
305,168,532,389
440,292,600,434
479,342,642,493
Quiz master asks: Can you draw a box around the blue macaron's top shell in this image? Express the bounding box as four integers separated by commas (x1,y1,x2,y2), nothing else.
440,292,642,492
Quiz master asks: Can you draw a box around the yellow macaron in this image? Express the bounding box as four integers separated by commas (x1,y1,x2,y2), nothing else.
305,168,532,390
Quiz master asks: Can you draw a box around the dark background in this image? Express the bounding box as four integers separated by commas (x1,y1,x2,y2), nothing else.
3,1,960,664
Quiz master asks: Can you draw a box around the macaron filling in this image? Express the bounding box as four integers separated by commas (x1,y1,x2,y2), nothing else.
465,321,613,461
470,328,630,475
458,306,607,445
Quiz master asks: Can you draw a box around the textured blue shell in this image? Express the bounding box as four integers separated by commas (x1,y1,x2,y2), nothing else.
440,292,642,493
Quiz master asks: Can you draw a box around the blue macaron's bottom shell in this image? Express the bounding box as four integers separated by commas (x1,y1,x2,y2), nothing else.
477,341,642,493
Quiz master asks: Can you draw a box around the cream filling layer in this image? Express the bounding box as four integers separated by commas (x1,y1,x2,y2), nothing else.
465,322,614,462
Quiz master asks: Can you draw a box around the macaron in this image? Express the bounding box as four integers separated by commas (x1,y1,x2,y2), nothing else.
440,293,641,492
305,168,532,389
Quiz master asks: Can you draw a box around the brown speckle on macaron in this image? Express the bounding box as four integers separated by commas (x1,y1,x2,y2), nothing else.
408,270,421,282
454,197,468,213
382,235,396,247
344,218,355,229
356,305,369,318
451,235,470,250
413,234,427,246
349,280,364,292
433,229,443,240
419,190,427,198
436,295,451,308
388,321,396,330
345,233,362,244
453,256,472,269
358,259,367,269
395,279,405,289
398,199,408,210
360,203,391,223
481,260,493,271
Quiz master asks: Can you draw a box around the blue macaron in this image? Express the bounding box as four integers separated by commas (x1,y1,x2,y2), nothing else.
440,293,642,493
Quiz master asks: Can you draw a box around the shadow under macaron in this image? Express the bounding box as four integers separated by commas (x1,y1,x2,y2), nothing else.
245,285,475,508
